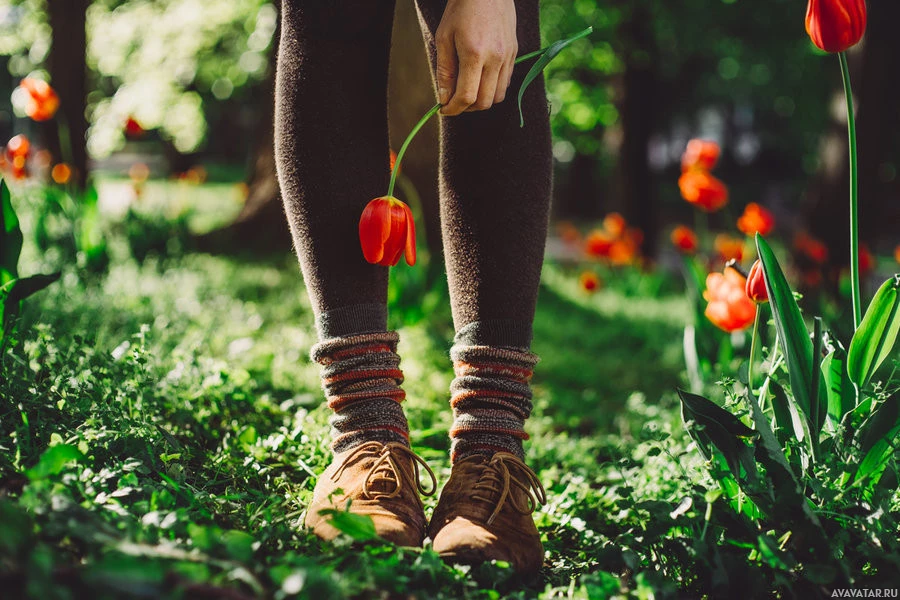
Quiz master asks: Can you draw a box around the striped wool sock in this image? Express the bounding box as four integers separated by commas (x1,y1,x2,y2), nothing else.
449,344,539,462
310,331,410,453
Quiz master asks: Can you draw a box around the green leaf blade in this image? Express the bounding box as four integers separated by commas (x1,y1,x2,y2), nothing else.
1,178,24,282
847,275,900,389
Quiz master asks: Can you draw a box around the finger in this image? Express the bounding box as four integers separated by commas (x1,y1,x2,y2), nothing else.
494,59,512,104
435,28,457,106
442,50,482,116
467,61,500,112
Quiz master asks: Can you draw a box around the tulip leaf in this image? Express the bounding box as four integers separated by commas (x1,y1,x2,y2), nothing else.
1,273,61,344
821,347,855,427
516,27,592,127
854,394,900,490
756,234,823,432
1,178,23,284
847,275,900,390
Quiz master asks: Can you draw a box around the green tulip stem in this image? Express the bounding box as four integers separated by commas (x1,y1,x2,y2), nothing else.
839,51,861,330
387,103,441,199
386,43,558,198
748,307,761,393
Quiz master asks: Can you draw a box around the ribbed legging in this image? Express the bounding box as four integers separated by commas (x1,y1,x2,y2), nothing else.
274,0,552,350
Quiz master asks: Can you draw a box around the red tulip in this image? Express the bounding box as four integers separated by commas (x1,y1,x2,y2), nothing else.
603,212,627,237
585,229,613,259
17,78,59,122
704,266,756,332
894,245,900,266
679,169,729,212
681,139,721,172
858,244,874,275
745,260,768,304
359,196,416,267
737,203,775,237
806,0,867,53
715,234,745,263
125,116,146,139
794,232,829,264
671,225,699,254
579,271,600,293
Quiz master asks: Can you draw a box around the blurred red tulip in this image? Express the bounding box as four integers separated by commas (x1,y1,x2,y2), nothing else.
679,169,728,212
585,229,613,259
556,221,582,245
389,149,400,174
681,139,720,172
737,203,775,237
806,0,867,53
579,271,600,293
124,116,146,139
715,234,745,263
894,245,900,265
6,134,30,160
745,260,768,304
670,225,699,254
603,212,627,237
795,232,829,264
51,163,72,185
17,78,59,121
858,244,874,275
359,196,416,266
704,266,756,332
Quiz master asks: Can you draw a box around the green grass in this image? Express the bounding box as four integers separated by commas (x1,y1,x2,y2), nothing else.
2,228,897,597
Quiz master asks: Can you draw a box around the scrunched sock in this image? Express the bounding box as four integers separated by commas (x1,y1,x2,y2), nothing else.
310,331,410,454
448,344,539,463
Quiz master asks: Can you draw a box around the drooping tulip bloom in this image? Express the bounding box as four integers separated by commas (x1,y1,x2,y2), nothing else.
679,169,729,212
359,196,416,267
681,139,721,172
579,271,600,293
671,225,699,254
737,203,775,237
806,0,867,53
16,78,59,121
704,266,756,332
745,260,768,304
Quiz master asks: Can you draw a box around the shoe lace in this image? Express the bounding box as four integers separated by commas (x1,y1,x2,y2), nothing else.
331,441,437,500
467,453,548,526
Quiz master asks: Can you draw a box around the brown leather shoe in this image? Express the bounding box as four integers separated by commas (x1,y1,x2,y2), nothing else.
305,441,436,546
428,452,548,574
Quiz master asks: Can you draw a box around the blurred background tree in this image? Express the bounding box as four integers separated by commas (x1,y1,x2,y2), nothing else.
0,0,896,259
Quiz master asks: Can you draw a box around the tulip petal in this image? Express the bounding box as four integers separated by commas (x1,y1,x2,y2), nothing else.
403,201,416,266
360,199,389,264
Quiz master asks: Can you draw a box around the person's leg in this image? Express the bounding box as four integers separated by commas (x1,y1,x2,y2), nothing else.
275,0,432,546
414,0,552,573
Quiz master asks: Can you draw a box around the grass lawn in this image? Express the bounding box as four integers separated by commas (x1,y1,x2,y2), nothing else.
2,240,723,598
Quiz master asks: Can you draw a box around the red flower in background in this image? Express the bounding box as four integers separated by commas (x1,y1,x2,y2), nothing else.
389,149,399,174
745,260,768,304
579,271,600,293
715,234,745,263
124,116,146,139
585,229,614,259
679,169,729,212
51,163,72,185
681,139,721,172
795,232,829,264
737,203,775,237
17,78,59,122
556,221,582,245
671,225,699,254
359,196,416,267
806,0,867,53
858,244,874,275
704,266,756,332
894,245,900,265
5,134,30,179
603,212,626,237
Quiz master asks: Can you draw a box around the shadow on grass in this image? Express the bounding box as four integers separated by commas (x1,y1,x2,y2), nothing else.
532,282,686,435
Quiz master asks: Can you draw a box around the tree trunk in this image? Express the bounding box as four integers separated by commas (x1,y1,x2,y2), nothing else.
45,0,89,191
616,3,659,256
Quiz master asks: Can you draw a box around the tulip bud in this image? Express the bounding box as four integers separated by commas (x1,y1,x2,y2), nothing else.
359,196,416,267
806,0,867,53
745,260,768,304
